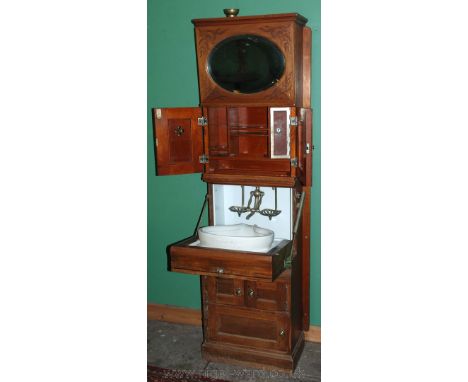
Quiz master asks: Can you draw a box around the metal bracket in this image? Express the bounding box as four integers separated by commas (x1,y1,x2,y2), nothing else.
194,194,209,236
284,192,306,269
199,154,209,164
197,117,208,126
289,116,298,126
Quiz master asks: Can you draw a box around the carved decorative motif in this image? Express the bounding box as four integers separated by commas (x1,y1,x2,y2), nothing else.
259,25,292,54
198,28,226,56
205,87,232,102
262,71,292,102
194,17,302,106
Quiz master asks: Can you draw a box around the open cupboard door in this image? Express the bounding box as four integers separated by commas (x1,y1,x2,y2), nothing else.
152,107,204,175
297,108,313,186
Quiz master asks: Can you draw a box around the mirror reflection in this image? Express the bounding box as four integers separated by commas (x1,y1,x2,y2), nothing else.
208,35,285,94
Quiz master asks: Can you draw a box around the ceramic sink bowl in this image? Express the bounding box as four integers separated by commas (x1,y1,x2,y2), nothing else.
198,223,274,252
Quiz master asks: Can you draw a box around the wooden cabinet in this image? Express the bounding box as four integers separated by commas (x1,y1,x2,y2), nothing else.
201,270,304,371
192,13,310,107
150,10,313,372
204,277,288,311
153,106,311,186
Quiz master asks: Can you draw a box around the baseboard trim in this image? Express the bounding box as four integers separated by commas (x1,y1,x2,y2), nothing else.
148,303,320,343
304,325,321,343
148,303,202,326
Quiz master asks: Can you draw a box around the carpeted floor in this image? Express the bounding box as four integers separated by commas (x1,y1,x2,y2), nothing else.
148,365,230,382
148,320,321,382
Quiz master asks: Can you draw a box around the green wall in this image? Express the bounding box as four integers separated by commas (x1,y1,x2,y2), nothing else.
148,0,321,325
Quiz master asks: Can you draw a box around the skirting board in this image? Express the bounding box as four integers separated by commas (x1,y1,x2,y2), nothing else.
148,303,321,343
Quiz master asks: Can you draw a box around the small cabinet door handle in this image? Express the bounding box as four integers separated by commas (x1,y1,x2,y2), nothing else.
247,288,255,297
234,288,242,296
216,267,224,274
279,329,286,337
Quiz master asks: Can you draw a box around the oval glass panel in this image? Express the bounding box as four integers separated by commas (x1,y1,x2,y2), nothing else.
208,35,285,94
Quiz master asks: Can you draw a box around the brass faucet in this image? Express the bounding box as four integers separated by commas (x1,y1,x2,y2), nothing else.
245,187,265,220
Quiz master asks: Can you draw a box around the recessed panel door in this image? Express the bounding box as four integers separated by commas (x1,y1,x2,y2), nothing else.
152,107,203,175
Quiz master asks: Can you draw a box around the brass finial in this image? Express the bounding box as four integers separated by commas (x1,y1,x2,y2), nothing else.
223,8,239,17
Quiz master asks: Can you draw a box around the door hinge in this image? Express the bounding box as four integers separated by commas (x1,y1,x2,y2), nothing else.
289,116,298,126
290,157,298,167
199,154,209,164
198,117,208,126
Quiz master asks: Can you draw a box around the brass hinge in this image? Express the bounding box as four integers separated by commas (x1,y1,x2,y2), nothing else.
197,117,208,126
290,158,298,167
199,154,209,164
289,116,298,126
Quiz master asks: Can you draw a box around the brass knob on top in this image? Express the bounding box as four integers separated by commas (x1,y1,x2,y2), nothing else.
223,8,239,17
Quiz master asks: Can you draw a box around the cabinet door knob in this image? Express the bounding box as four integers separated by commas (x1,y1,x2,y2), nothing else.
279,329,286,337
216,267,224,274
235,288,242,296
247,288,255,297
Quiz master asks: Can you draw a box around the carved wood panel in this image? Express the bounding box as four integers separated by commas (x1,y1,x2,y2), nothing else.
193,14,308,107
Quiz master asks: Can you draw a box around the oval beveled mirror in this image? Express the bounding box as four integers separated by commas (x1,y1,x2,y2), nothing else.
207,35,285,94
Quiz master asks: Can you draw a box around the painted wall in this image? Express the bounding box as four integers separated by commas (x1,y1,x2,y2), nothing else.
148,0,321,325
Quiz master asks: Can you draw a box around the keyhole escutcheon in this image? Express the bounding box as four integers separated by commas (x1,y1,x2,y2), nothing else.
174,126,185,136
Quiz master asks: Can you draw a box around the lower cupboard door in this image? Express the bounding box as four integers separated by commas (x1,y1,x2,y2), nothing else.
206,305,290,352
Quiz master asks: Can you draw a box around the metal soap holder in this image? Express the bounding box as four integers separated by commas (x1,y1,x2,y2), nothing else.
229,186,281,221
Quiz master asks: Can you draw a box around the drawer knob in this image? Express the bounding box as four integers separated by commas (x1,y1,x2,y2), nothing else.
279,329,286,337
216,267,224,274
235,288,242,296
248,288,255,297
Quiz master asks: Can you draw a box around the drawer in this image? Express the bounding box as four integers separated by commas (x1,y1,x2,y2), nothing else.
205,304,290,352
170,236,292,281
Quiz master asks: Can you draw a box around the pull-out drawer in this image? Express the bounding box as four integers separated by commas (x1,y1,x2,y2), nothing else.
170,236,292,282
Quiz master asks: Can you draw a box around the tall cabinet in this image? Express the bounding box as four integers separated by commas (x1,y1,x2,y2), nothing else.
152,12,313,372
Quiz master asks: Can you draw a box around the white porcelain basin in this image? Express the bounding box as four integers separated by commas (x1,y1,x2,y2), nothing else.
198,224,274,252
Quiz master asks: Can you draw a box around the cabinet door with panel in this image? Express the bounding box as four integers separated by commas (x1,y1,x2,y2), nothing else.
152,106,309,186
244,280,289,312
152,107,204,175
206,304,291,353
206,277,245,306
